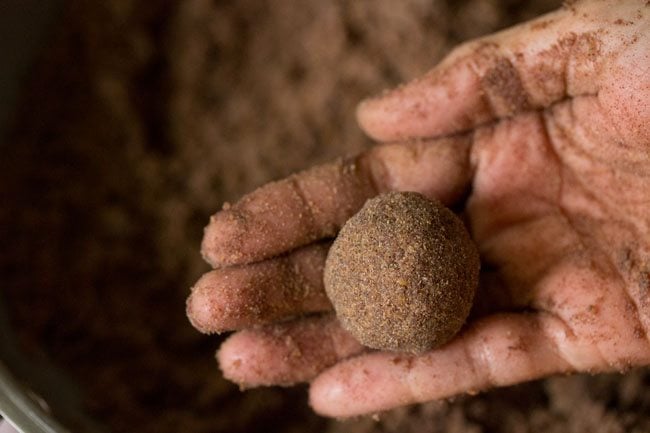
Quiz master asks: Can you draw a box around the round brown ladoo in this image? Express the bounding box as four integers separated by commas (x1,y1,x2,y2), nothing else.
324,191,480,354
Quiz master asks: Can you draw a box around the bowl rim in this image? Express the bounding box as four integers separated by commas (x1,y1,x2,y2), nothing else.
0,361,69,433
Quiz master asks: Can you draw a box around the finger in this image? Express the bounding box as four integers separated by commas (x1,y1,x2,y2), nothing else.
201,157,375,268
309,312,575,418
218,315,364,387
187,243,332,334
356,2,629,142
202,136,472,267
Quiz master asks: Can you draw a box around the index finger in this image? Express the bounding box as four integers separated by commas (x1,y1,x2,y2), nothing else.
356,1,628,142
201,137,472,268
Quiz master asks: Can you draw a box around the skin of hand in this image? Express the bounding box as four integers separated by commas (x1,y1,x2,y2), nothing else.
187,0,650,418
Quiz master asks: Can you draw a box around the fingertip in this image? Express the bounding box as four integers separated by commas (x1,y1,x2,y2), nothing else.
356,83,419,143
217,331,260,386
309,356,393,418
186,282,221,334
217,330,302,387
308,370,349,417
187,271,255,334
356,95,391,142
217,326,321,387
201,210,248,268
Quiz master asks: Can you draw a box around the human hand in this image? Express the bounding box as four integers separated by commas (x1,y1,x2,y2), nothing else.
187,0,650,417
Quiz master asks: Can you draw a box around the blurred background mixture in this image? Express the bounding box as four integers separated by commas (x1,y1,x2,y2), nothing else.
2,0,649,432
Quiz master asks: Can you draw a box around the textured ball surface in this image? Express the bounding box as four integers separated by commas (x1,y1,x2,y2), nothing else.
324,191,480,353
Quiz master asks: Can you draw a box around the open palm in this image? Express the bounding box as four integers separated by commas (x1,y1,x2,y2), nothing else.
188,0,650,417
